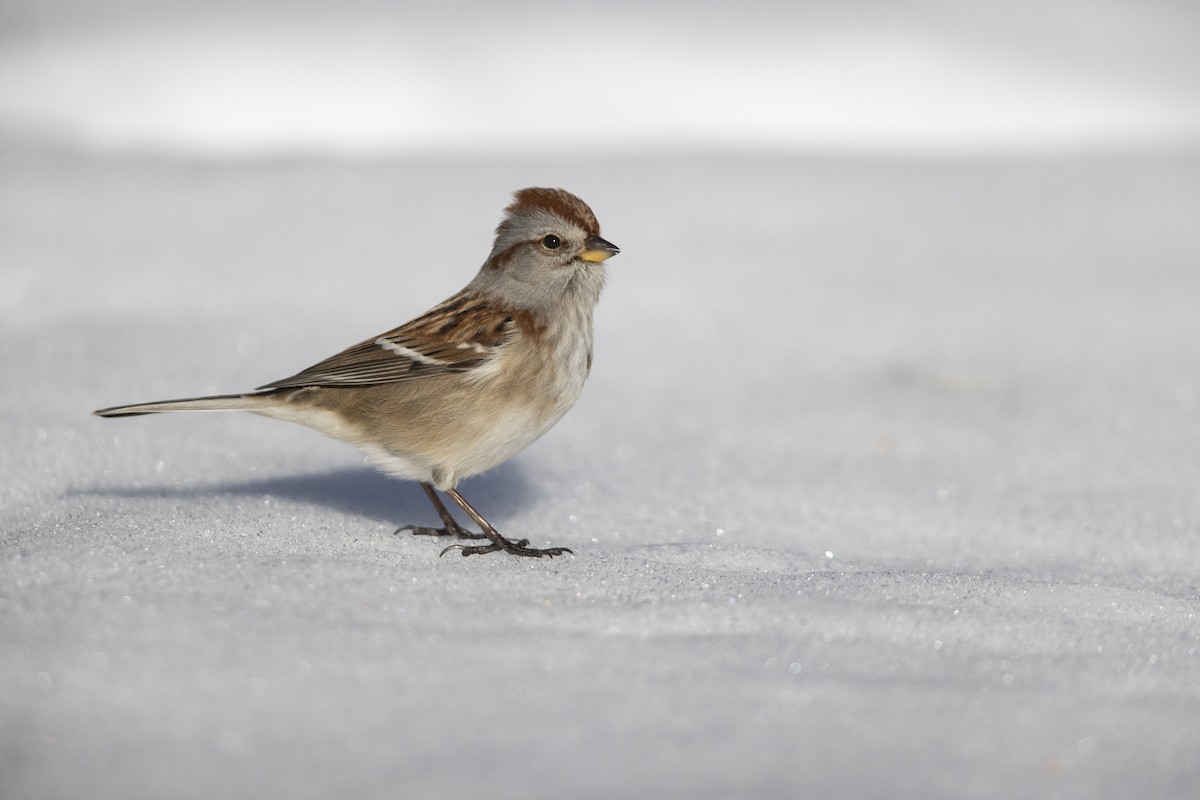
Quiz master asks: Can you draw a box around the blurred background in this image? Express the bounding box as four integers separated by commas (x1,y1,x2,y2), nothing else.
2,0,1198,158
5,4,1200,799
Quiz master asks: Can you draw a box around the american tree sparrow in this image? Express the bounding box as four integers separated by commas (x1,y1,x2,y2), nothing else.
95,187,619,558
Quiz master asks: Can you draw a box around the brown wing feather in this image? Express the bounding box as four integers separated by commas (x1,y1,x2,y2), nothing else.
257,292,517,390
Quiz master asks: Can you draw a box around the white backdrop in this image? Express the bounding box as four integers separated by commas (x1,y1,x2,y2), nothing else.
2,0,1197,156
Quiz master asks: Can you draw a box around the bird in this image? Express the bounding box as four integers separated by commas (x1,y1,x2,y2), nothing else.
94,187,619,559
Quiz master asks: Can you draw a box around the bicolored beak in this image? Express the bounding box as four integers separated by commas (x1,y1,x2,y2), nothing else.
580,235,620,263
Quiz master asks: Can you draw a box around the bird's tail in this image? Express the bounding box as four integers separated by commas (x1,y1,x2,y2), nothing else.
93,393,273,418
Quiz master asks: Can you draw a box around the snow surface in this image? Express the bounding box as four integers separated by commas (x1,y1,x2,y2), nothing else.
2,148,1199,798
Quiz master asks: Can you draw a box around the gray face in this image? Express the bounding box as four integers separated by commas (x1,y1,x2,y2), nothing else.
473,207,611,312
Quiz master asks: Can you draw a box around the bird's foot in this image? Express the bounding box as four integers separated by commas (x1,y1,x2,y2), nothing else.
440,536,573,559
396,522,488,540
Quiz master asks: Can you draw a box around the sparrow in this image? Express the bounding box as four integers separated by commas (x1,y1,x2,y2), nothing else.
94,187,619,558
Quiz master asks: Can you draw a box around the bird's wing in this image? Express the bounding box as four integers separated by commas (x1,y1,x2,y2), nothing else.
257,291,518,390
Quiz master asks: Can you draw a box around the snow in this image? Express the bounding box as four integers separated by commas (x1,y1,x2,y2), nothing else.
2,149,1199,798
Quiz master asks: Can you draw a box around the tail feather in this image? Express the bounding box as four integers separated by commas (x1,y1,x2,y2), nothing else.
93,393,271,418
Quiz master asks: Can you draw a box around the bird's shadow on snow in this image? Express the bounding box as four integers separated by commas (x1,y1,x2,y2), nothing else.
76,465,535,527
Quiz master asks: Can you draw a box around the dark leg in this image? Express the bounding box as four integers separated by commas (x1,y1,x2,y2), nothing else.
440,487,573,559
395,482,488,540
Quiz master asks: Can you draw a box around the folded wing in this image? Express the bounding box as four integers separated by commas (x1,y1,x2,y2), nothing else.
257,291,517,390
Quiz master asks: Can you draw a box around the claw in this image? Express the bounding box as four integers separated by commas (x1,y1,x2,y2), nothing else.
402,523,488,540
413,483,573,559
438,539,573,558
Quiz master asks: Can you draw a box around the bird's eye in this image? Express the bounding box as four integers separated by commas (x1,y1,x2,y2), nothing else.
541,234,562,250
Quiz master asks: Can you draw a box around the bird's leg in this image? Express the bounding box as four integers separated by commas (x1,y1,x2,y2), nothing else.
396,482,488,540
439,487,572,559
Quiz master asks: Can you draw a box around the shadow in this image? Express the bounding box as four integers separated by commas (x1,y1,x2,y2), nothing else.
73,464,536,526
